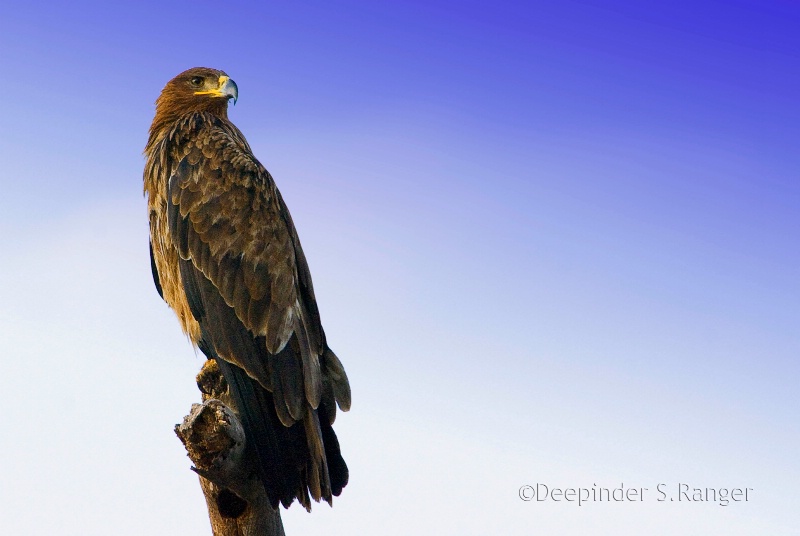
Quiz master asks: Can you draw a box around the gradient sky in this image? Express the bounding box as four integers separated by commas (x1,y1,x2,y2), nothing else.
1,1,798,535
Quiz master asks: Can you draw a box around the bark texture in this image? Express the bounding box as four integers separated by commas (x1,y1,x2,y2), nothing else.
175,360,286,536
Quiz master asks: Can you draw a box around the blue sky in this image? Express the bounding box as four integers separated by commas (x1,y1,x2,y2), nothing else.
1,1,798,534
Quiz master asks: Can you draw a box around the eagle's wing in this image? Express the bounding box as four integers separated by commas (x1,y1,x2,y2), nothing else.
274,190,352,417
166,116,331,423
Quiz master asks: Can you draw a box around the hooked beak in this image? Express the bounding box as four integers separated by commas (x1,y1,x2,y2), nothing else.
195,75,238,104
219,76,238,105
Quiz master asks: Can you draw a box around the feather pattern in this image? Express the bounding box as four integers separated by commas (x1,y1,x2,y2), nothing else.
143,67,350,510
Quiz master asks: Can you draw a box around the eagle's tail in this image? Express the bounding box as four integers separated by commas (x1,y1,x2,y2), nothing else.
213,357,348,510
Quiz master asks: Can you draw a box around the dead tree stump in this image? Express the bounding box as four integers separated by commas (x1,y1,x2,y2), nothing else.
175,360,286,536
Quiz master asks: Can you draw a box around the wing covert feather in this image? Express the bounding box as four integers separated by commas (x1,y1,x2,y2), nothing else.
167,124,298,353
164,114,338,416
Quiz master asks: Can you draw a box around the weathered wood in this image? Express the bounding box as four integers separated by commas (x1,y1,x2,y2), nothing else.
175,360,285,536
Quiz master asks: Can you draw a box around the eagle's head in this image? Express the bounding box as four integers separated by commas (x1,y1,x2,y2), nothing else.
152,67,238,130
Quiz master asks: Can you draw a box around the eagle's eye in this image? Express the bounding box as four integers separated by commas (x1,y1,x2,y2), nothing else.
190,76,204,87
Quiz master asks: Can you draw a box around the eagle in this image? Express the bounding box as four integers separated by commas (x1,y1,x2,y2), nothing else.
143,67,350,510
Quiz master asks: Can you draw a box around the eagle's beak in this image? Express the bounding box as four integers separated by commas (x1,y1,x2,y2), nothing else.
219,76,238,105
195,75,238,104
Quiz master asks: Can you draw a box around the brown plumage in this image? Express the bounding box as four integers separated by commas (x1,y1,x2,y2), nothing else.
144,67,350,510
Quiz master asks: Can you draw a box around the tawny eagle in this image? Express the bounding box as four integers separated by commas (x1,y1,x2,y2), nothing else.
144,67,350,510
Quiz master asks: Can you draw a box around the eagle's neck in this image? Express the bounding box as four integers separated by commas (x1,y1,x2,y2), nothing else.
147,90,229,152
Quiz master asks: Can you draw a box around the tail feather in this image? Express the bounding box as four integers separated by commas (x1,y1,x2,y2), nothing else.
320,402,348,497
214,357,309,508
213,355,348,509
